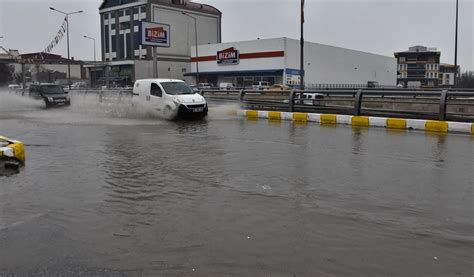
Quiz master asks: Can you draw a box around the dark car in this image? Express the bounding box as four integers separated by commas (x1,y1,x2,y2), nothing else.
29,84,71,108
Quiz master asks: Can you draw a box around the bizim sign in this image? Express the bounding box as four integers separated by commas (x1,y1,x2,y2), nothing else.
139,21,170,48
217,47,239,65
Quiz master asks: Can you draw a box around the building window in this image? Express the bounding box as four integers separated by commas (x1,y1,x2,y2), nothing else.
120,22,130,30
399,57,406,62
111,11,116,19
134,32,140,50
104,13,108,20
105,27,110,54
111,24,116,30
126,33,131,58
133,7,139,14
125,9,131,16
119,34,125,59
111,35,117,52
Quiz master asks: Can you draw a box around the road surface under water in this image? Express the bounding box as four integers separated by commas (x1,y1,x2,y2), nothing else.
1,92,473,276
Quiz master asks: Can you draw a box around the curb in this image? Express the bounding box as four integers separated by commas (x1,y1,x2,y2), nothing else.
235,110,474,135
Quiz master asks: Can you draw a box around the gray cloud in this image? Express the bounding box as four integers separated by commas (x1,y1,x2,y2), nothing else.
1,0,472,70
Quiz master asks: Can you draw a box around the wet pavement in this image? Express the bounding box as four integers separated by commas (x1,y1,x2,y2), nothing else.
0,92,473,276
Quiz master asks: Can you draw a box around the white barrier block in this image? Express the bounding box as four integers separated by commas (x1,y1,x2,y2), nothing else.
258,111,269,119
407,119,426,130
307,113,321,123
336,115,352,125
280,112,293,121
369,117,387,127
448,122,472,133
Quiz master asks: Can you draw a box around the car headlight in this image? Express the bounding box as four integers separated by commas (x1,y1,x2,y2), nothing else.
174,98,183,104
47,97,54,102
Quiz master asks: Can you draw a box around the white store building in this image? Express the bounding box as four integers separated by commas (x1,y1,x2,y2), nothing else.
187,37,397,88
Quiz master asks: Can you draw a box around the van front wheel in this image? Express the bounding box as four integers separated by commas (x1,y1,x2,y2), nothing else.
163,105,174,119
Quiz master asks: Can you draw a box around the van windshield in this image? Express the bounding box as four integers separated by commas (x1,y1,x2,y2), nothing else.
40,85,64,94
160,82,194,95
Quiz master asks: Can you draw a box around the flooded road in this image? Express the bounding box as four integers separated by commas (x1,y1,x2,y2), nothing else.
1,92,473,276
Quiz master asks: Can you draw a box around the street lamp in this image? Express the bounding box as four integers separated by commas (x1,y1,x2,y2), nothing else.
83,35,96,63
182,12,199,85
454,0,459,87
49,7,83,88
300,0,305,90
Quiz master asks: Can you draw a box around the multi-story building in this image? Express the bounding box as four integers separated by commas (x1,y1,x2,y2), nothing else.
90,0,221,86
395,46,441,88
439,64,458,88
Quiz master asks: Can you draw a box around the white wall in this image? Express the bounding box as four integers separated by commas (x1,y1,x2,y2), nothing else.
152,4,220,58
285,38,396,86
191,38,285,73
134,60,192,83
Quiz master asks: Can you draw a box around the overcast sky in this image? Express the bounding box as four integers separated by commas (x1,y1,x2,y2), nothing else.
1,0,473,70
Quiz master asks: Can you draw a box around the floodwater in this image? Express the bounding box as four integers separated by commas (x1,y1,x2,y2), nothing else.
0,91,473,276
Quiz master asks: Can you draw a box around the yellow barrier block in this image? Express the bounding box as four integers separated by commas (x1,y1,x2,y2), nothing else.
320,114,337,125
352,116,369,127
425,121,448,133
387,118,407,129
471,124,474,135
292,112,308,123
246,110,258,119
268,111,281,121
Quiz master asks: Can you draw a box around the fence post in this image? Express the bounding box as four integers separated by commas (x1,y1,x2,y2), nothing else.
289,89,296,112
238,89,245,104
439,90,448,121
354,89,363,116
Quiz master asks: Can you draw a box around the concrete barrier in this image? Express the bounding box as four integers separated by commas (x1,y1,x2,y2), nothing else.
235,110,474,135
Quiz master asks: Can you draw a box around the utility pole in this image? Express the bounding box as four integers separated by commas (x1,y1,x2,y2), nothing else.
300,0,305,90
50,7,83,88
182,12,199,85
83,36,96,62
454,0,459,87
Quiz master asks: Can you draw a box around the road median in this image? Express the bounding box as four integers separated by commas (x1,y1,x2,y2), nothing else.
234,110,474,135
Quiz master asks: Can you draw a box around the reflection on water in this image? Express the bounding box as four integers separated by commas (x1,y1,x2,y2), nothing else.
0,101,473,276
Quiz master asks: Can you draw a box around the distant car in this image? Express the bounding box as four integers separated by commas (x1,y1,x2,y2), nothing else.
265,84,291,92
252,81,270,90
71,82,88,89
294,92,325,106
219,82,235,90
29,83,71,108
197,83,213,90
7,84,20,90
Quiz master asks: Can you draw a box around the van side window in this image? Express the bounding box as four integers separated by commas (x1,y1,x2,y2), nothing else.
150,83,163,97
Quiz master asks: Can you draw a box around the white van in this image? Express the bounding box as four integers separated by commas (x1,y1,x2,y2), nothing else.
133,79,208,119
219,82,235,90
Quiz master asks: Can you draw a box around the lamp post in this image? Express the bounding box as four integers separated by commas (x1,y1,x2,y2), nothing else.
454,0,459,87
300,0,305,90
83,35,96,62
49,7,83,88
182,12,199,85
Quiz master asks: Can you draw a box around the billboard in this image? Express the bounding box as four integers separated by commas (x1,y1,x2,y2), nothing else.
139,21,170,48
217,47,239,65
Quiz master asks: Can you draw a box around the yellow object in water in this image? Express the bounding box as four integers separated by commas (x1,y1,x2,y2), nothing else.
0,136,26,164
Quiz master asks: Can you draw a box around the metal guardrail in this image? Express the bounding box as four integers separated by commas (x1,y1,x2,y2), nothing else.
201,89,474,122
